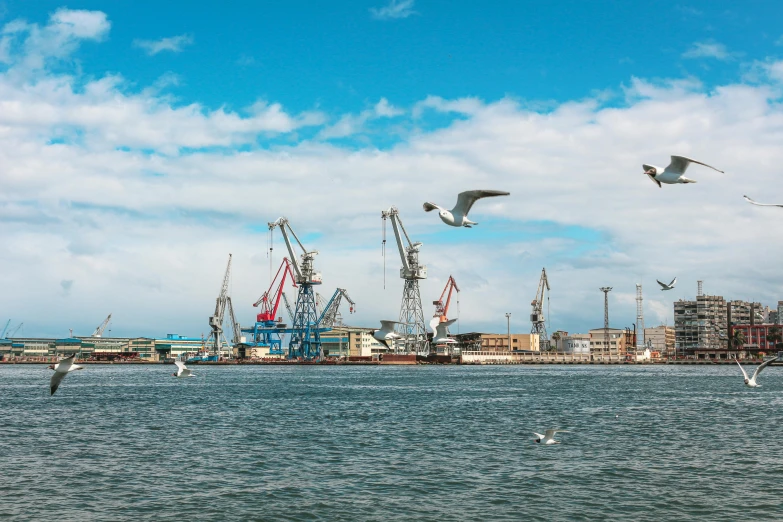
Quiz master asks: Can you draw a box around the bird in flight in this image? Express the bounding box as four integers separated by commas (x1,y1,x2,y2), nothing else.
533,429,569,445
657,277,677,291
423,189,510,227
643,155,723,188
743,195,783,208
172,360,195,378
734,355,777,388
49,354,83,395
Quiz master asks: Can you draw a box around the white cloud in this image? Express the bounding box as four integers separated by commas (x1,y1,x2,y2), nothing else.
317,98,404,139
370,0,416,20
682,41,737,60
133,33,193,55
4,9,783,340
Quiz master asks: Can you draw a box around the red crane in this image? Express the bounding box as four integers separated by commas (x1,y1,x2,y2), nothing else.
433,276,460,323
254,258,297,323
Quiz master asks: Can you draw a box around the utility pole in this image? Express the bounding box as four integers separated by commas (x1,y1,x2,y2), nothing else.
505,313,511,351
600,287,613,355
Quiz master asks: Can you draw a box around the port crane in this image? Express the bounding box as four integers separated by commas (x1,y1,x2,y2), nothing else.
382,206,428,354
92,314,112,337
433,276,459,325
207,254,235,357
530,268,551,350
8,322,23,338
268,217,323,359
1,319,10,338
253,258,297,324
281,292,295,323
317,288,356,329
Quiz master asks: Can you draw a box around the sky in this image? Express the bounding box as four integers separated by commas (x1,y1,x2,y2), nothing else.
2,0,783,339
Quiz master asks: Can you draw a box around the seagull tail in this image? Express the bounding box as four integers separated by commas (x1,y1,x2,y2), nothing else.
423,202,438,212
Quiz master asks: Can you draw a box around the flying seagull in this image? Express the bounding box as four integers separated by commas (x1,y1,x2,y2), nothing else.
643,155,724,188
373,320,403,348
48,354,83,395
657,277,677,291
431,318,457,345
533,429,569,445
423,190,510,227
734,355,777,388
743,195,783,208
172,360,195,378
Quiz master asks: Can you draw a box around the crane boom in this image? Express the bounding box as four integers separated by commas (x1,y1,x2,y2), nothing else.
381,207,426,280
530,268,550,349
268,217,321,285
1,319,10,338
281,292,295,323
92,314,112,337
253,257,297,323
317,288,356,328
8,322,23,338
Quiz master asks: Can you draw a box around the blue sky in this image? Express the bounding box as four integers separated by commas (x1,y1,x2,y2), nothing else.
6,0,782,116
2,1,783,339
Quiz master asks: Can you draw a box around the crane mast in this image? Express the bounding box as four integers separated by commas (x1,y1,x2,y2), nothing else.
530,268,551,350
382,206,428,355
268,217,323,360
208,254,233,357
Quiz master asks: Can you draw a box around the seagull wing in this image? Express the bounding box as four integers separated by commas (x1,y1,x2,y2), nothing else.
174,360,187,370
647,172,662,188
545,429,568,438
751,357,776,380
669,277,677,287
181,368,193,377
656,280,668,289
50,371,67,395
532,432,545,439
668,155,724,175
453,190,510,217
56,354,76,373
423,202,438,212
734,356,749,381
744,195,783,208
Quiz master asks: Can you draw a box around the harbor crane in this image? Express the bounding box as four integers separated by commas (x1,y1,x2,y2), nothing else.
1,319,11,338
92,314,112,337
433,276,459,325
317,288,356,329
268,217,323,359
253,257,297,324
382,206,428,355
530,268,551,350
208,254,235,357
281,292,295,323
8,322,23,338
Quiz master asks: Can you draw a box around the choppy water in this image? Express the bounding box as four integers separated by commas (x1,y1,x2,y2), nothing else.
1,364,782,521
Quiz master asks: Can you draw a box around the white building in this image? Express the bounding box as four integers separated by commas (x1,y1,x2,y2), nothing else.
556,333,590,354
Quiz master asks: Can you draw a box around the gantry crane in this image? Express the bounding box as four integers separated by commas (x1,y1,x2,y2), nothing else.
530,268,551,350
317,288,356,329
268,217,323,359
382,206,428,354
433,276,459,324
92,314,112,337
208,254,234,357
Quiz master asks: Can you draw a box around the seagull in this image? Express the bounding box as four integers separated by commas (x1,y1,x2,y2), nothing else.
643,155,724,188
734,355,777,388
172,360,195,378
373,320,403,348
533,429,569,445
431,318,457,345
657,277,677,291
743,195,783,208
423,189,510,227
48,354,83,395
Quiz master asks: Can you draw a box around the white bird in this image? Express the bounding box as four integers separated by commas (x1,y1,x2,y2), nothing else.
743,195,783,208
533,429,569,445
172,360,195,378
657,277,677,291
48,354,83,395
431,318,457,345
423,189,510,227
734,355,777,388
373,320,403,348
643,155,724,188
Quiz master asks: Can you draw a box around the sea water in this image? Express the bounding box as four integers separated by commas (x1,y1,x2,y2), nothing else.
1,364,782,521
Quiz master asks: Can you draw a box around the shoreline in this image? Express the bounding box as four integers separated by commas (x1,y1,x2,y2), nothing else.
2,359,780,366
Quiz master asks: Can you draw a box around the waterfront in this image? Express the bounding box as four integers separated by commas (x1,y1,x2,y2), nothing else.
2,365,782,521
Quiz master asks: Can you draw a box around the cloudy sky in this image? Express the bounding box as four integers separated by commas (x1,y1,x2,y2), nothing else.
2,0,783,339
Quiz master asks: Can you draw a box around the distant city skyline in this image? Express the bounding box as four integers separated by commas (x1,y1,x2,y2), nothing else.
2,2,783,338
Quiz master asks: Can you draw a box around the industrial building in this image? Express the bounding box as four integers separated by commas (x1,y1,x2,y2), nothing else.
0,334,207,361
644,326,675,357
453,332,540,352
553,332,590,354
588,328,629,356
320,327,385,357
